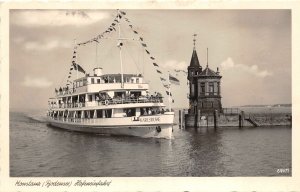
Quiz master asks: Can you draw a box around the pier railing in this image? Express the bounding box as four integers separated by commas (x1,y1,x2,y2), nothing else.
222,108,240,115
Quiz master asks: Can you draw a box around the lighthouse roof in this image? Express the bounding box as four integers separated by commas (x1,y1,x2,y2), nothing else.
198,67,220,77
189,49,201,68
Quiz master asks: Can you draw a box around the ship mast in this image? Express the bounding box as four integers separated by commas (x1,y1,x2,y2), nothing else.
117,9,124,88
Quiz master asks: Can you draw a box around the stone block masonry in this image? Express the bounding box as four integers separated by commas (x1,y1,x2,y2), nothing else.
185,111,291,128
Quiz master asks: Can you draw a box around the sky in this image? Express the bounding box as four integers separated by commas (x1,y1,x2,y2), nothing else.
9,9,291,111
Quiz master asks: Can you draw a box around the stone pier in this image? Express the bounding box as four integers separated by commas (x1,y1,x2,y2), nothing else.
185,110,291,128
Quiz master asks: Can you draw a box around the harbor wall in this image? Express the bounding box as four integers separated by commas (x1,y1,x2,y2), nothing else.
184,110,291,128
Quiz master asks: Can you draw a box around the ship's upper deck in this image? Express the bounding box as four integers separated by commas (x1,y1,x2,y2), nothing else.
49,69,164,111
55,72,149,98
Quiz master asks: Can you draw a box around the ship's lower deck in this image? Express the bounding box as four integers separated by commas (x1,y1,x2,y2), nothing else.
47,112,174,139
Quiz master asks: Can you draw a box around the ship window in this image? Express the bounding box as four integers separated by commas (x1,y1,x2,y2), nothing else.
96,110,103,118
68,111,74,118
84,110,90,118
131,79,134,83
83,79,87,86
124,108,136,117
91,78,95,84
88,95,92,101
104,109,112,118
130,91,141,98
140,108,146,115
77,111,82,118
97,79,100,84
136,78,139,83
90,110,95,118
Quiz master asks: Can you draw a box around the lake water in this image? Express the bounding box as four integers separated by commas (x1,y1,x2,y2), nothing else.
10,110,291,177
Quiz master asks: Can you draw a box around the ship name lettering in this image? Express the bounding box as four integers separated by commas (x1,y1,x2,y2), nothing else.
140,117,160,122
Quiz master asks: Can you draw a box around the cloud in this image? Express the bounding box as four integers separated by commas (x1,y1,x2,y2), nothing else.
22,76,53,88
11,10,110,27
163,60,187,70
221,57,273,78
24,40,71,50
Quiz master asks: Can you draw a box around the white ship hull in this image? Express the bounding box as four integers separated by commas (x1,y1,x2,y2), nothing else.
47,112,174,139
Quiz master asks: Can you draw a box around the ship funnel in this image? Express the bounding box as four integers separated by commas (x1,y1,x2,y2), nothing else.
93,67,103,76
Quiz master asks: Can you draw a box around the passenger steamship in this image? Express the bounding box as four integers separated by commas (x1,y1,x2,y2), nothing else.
46,10,175,139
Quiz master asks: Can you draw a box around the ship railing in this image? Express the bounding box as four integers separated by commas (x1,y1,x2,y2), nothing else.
50,113,166,124
98,97,163,105
56,90,75,96
52,97,163,109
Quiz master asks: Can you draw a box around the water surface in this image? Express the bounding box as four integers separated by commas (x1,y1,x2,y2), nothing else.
10,111,291,177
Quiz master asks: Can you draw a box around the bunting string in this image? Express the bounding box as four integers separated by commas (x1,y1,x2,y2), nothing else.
122,12,181,102
63,9,181,102
76,10,124,47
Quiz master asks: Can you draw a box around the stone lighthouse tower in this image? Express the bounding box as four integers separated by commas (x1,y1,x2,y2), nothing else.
187,35,222,116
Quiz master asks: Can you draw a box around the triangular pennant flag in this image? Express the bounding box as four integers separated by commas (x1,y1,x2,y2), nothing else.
150,57,155,60
166,91,172,96
133,30,138,34
163,84,169,88
141,43,147,47
140,37,143,41
169,74,180,85
153,63,159,67
125,18,130,22
129,24,133,28
145,50,150,54
73,63,86,74
94,39,99,43
73,55,76,58
160,77,166,81
120,11,126,15
112,23,116,26
156,70,162,74
118,14,122,19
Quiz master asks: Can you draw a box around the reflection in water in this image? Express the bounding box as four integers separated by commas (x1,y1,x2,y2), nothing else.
182,128,226,176
10,112,291,177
